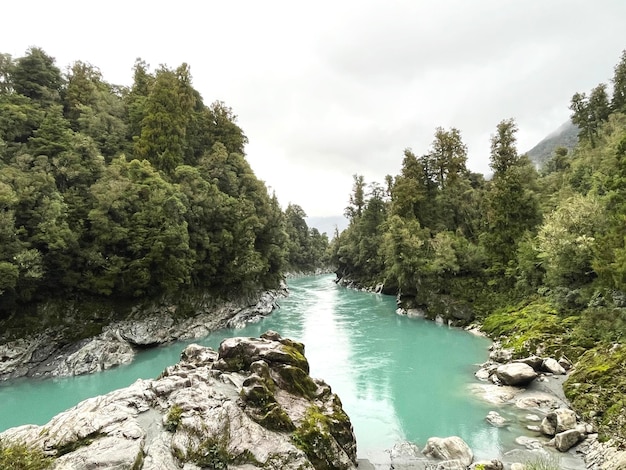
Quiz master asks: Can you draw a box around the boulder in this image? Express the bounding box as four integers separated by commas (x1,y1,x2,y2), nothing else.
0,333,358,470
422,436,473,466
554,429,583,452
513,355,544,371
389,441,426,469
495,363,538,386
558,356,572,371
540,408,577,436
541,358,566,375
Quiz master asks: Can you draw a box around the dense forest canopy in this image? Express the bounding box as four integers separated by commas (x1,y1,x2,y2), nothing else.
330,49,626,444
0,47,329,315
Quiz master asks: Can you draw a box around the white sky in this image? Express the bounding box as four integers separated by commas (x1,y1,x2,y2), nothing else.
2,1,625,217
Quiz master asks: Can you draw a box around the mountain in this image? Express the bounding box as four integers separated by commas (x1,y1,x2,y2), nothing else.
526,120,579,168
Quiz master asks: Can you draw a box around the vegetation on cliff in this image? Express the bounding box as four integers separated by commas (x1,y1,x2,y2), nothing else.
0,48,329,320
331,50,626,445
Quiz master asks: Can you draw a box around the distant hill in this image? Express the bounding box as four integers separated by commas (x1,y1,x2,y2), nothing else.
306,215,349,237
526,120,579,168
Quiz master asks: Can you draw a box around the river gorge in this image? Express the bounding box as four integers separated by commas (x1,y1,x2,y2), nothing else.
0,274,585,467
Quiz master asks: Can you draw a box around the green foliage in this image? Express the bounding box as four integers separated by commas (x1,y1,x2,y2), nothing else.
536,194,605,288
0,46,325,318
164,405,184,432
0,439,52,470
524,454,561,470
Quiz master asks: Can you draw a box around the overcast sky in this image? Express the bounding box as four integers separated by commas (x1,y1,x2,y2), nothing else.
2,1,625,217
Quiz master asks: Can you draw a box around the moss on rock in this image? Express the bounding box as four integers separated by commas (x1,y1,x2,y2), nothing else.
565,344,626,445
273,364,318,399
482,299,577,357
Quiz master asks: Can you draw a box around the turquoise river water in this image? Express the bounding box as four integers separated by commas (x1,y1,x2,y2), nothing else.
0,274,517,462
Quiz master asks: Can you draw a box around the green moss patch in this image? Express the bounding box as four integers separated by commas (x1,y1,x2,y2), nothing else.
565,344,626,445
274,365,318,399
482,299,577,357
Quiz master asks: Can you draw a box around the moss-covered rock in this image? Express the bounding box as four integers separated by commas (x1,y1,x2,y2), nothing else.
240,373,296,432
564,344,626,445
292,406,345,470
482,299,578,357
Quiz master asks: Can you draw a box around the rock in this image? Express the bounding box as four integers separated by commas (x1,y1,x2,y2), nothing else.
116,315,175,346
515,436,544,450
489,348,513,363
540,408,577,436
486,411,507,427
435,461,466,470
558,356,572,371
495,363,538,386
541,357,566,375
527,425,541,432
470,459,504,470
513,355,544,371
475,367,491,380
422,436,473,466
52,335,134,376
389,441,426,469
524,414,542,422
0,333,358,470
554,429,582,452
603,450,626,470
0,287,288,382
515,394,559,410
510,464,525,470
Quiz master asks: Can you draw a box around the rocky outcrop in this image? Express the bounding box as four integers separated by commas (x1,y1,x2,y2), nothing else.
0,287,286,381
0,331,357,470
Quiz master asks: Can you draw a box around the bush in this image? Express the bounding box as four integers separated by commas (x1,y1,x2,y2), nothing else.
0,439,52,470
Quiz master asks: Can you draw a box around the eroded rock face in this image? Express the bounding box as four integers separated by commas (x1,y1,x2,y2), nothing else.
0,287,286,381
0,332,357,470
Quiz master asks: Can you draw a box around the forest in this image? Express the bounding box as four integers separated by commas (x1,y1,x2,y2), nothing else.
0,48,329,315
330,49,626,444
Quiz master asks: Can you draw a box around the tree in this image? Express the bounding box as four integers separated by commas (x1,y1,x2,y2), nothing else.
489,118,519,174
345,174,365,220
484,119,541,269
611,49,626,112
570,84,611,147
0,53,13,95
537,194,605,287
87,157,192,297
390,149,427,220
134,65,194,173
11,47,63,104
429,127,468,189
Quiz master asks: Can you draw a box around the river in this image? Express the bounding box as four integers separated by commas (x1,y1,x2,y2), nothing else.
0,274,510,462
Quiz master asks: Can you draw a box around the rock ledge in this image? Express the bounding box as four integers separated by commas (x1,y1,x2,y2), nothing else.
0,331,357,470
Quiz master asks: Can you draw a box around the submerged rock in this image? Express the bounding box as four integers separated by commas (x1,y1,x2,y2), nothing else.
0,332,357,470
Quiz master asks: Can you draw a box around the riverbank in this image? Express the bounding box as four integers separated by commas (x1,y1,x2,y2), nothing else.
0,284,287,381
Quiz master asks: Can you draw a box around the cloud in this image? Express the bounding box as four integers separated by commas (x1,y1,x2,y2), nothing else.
2,0,625,216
